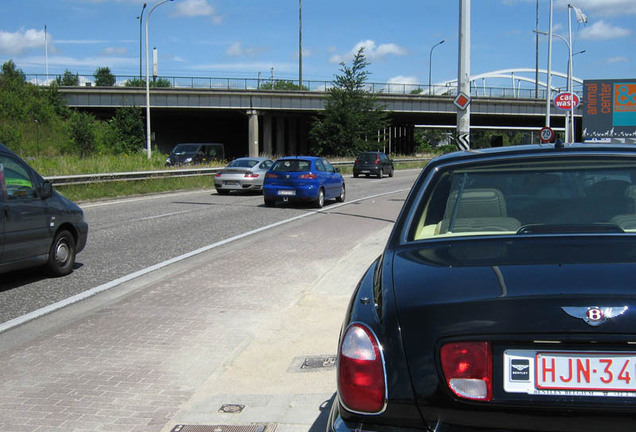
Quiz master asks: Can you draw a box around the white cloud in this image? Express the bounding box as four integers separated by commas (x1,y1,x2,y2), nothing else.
225,42,262,57
171,0,223,24
387,76,421,93
102,47,128,56
580,20,631,40
607,56,629,63
0,29,46,56
329,40,407,64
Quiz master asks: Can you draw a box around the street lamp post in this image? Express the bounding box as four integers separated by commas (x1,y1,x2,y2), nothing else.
535,29,572,142
145,0,173,160
138,3,147,83
428,40,445,95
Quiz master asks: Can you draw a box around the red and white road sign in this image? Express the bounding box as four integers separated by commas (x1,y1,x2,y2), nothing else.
540,126,554,143
554,92,580,110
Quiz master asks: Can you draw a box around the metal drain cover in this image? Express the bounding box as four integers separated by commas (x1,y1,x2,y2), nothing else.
288,355,337,372
219,404,245,413
171,424,273,432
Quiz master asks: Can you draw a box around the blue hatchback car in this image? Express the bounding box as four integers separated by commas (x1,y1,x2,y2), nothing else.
263,156,345,208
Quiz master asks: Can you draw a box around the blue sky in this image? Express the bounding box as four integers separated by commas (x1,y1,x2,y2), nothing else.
1,0,634,89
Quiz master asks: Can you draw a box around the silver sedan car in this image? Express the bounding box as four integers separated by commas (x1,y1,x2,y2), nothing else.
214,157,274,195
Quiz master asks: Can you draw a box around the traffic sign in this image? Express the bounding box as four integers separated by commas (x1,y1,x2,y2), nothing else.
540,126,554,143
554,92,580,110
454,92,471,110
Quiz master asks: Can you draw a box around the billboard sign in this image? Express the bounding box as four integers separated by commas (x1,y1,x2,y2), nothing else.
583,79,636,142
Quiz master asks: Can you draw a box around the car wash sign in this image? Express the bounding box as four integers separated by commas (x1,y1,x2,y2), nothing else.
583,79,636,142
554,92,580,110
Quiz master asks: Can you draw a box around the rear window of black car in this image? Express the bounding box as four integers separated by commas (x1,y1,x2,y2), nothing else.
271,159,311,172
357,153,378,162
409,158,636,240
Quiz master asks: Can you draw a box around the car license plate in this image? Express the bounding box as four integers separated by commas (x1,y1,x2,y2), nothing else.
278,190,295,196
504,350,636,397
224,181,239,186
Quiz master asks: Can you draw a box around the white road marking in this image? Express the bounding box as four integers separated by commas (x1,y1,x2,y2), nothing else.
0,189,409,333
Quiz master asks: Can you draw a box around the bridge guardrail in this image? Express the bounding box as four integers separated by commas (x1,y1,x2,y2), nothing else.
47,158,428,187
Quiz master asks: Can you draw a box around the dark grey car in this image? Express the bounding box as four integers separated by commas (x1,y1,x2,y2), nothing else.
0,143,88,276
353,151,394,178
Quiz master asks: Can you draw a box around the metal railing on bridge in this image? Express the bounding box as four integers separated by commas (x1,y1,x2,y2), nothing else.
25,74,580,100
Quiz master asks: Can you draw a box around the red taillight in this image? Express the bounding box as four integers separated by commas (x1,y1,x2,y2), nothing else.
265,173,278,179
298,173,317,179
215,173,222,177
374,156,380,165
338,323,386,413
244,172,259,178
440,341,492,401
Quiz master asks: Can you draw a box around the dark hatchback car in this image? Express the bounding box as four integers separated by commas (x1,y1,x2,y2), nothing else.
353,151,394,178
263,156,345,208
329,144,636,432
165,143,225,167
0,143,88,276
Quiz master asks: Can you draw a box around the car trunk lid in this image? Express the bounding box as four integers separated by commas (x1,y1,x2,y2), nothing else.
391,237,636,409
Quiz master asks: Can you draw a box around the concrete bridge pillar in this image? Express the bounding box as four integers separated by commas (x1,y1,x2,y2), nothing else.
287,117,297,155
247,110,259,157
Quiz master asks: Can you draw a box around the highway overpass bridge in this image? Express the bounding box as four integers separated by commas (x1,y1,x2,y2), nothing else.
58,78,581,158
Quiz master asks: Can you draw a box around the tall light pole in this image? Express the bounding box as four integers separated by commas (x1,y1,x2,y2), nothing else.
428,39,445,95
299,0,302,89
535,29,571,142
145,0,173,160
138,3,147,82
546,0,553,128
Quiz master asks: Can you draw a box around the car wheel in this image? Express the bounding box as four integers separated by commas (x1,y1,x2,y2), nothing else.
336,184,346,202
217,189,230,195
353,173,359,178
46,230,76,277
378,168,384,178
264,198,276,207
314,188,325,208
389,168,394,178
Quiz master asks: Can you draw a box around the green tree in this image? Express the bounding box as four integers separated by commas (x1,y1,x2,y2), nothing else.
56,70,80,86
94,66,116,87
259,80,308,90
125,77,172,88
0,60,26,87
107,106,145,154
309,48,389,156
68,111,96,157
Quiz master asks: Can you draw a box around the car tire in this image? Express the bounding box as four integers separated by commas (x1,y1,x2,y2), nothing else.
314,188,325,208
46,230,76,277
353,173,359,178
378,169,384,178
217,189,230,195
264,198,276,207
336,184,346,202
389,168,394,178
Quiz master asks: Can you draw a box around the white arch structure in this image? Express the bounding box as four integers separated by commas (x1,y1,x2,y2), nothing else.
439,68,583,97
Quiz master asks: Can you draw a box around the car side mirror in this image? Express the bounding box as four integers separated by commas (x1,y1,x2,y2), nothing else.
41,180,53,199
335,168,340,173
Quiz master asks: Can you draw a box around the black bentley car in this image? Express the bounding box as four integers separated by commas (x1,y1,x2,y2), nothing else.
329,144,636,432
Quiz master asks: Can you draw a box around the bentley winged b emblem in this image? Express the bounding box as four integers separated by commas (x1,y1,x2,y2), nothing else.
562,306,628,327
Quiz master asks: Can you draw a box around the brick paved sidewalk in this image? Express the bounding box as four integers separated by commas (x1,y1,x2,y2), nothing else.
0,201,395,432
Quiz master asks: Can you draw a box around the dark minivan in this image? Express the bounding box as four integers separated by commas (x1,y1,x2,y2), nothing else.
353,151,394,178
0,143,88,276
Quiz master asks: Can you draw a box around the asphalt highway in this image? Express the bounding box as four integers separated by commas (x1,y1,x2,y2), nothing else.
0,170,420,326
0,170,418,432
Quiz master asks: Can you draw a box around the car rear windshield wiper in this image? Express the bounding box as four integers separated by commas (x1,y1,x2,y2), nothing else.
516,224,625,235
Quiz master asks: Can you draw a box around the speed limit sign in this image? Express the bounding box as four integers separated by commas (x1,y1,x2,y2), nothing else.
540,126,554,143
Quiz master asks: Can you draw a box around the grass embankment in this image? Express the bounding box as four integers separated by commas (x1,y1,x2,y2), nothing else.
33,154,430,203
